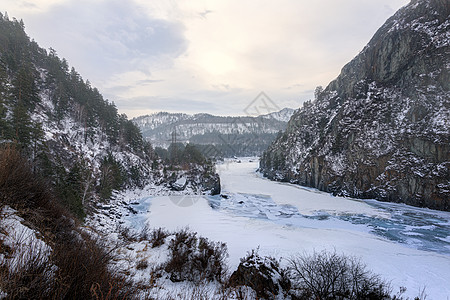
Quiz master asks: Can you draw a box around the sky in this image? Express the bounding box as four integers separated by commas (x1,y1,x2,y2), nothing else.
3,0,410,118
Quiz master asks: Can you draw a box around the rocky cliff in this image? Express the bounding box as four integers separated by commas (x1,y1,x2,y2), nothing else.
260,0,449,211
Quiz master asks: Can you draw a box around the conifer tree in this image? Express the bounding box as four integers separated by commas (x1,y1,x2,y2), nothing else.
0,60,11,138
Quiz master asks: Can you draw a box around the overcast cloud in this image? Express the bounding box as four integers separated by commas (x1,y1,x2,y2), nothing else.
3,0,409,117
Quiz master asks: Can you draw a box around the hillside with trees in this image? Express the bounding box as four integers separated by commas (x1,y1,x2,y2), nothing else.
133,109,294,158
0,13,158,217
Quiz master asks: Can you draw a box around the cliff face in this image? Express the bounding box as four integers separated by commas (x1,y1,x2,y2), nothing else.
260,0,449,211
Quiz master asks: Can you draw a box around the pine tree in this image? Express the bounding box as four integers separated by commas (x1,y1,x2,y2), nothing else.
0,59,11,138
11,63,39,111
11,101,32,146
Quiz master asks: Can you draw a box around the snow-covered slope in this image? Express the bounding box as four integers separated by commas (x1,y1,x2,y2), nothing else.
88,159,450,299
261,0,449,211
261,107,296,122
35,91,153,185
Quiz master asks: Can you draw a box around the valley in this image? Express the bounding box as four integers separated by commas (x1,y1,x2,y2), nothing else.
93,159,450,299
0,0,449,298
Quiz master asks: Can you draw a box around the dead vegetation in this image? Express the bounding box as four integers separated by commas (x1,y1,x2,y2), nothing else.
163,228,228,283
0,144,139,299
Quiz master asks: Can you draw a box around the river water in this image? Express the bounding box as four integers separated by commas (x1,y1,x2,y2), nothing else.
127,158,450,299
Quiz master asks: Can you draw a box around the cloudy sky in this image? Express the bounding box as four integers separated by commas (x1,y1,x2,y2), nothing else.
3,0,409,118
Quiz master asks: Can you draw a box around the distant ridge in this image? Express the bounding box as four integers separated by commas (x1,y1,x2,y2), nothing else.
132,108,295,157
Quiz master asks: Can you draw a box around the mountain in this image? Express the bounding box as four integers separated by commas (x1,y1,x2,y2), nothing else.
261,107,296,122
0,14,159,216
260,0,449,211
0,14,221,218
132,108,295,157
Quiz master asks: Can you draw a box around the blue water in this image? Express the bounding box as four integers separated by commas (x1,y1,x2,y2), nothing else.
356,200,450,254
207,193,450,255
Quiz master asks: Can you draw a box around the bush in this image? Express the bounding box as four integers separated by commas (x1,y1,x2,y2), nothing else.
118,225,139,243
164,228,228,283
51,231,137,299
149,227,169,248
136,259,149,270
0,144,51,211
286,250,391,300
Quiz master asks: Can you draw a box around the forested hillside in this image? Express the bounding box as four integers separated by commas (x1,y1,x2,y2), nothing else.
133,109,294,157
0,13,156,217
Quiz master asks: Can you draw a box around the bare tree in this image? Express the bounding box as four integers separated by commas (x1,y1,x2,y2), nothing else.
286,250,391,300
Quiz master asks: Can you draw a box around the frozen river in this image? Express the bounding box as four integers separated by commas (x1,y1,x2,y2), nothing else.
128,159,450,299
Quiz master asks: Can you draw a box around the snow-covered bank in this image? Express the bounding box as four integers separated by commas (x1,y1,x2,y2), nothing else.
90,158,450,299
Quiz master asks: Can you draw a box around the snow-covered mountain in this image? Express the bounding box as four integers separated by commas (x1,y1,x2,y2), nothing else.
132,108,294,156
261,107,296,122
0,15,221,217
260,0,449,211
0,16,159,216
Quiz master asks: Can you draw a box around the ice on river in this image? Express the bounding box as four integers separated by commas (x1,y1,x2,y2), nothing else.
125,159,450,299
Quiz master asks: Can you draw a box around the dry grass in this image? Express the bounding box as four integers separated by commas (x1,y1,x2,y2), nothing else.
0,144,139,299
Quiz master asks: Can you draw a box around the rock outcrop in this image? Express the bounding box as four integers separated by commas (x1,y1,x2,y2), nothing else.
260,0,449,211
169,171,220,195
229,250,290,299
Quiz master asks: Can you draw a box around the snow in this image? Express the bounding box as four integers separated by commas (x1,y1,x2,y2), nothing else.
220,161,386,218
261,108,295,122
172,176,187,190
118,159,450,299
0,206,52,273
88,159,450,299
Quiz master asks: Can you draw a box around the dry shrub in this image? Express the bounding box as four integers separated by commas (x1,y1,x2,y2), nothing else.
164,228,228,283
0,144,139,299
51,231,137,299
137,223,150,241
0,143,51,211
287,250,392,300
0,245,55,299
136,259,149,270
149,227,169,248
118,225,139,243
